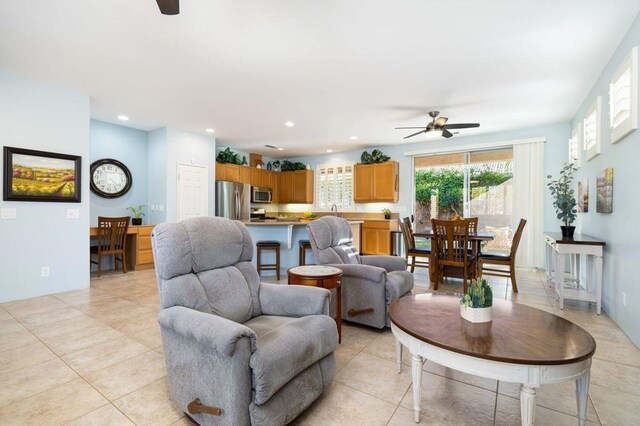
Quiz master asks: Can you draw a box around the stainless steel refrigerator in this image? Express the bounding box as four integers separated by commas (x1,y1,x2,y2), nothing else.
215,181,251,221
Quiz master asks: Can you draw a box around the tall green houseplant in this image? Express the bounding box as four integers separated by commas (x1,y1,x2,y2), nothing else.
547,164,577,238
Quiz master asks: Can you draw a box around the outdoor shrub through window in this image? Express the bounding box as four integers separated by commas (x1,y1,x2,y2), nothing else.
414,148,514,253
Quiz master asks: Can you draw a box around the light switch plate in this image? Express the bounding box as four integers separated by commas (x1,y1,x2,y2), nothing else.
1,208,16,219
67,208,80,219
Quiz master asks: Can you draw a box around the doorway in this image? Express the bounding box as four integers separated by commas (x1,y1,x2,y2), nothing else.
177,163,208,222
413,148,514,252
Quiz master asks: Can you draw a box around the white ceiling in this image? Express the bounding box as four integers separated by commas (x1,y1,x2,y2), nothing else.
2,0,640,157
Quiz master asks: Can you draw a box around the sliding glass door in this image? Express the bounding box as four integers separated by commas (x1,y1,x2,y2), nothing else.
413,148,513,253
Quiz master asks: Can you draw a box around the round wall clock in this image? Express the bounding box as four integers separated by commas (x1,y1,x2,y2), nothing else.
90,158,132,198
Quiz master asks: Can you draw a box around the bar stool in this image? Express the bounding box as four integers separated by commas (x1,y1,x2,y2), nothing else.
256,241,281,280
299,239,313,265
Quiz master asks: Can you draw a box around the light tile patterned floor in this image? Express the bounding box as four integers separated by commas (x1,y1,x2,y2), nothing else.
0,268,638,425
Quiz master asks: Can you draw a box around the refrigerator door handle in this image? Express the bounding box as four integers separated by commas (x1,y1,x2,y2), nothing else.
234,190,240,220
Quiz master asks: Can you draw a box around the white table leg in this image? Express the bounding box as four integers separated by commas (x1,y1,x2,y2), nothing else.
575,253,581,287
576,369,590,426
286,225,293,250
412,354,423,423
396,339,403,373
595,255,603,315
545,242,552,283
520,385,537,426
555,253,565,310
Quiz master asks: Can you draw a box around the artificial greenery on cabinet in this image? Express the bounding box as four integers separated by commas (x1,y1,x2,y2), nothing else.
360,149,390,164
216,148,243,165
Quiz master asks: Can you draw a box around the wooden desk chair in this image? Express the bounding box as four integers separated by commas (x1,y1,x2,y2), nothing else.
90,216,130,277
431,218,476,293
401,217,430,273
479,218,527,293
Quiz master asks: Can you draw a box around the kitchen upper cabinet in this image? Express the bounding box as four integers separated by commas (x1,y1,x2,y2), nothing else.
279,170,313,204
353,161,399,202
239,166,251,184
216,163,241,183
269,171,280,203
251,168,270,188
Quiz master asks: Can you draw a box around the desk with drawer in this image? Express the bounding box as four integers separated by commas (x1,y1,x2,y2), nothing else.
89,224,156,271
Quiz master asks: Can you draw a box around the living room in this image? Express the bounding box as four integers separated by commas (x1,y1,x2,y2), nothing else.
1,1,639,425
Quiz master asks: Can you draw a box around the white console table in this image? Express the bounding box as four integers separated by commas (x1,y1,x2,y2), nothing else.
544,233,605,314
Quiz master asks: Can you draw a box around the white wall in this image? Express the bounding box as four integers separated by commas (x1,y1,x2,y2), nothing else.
0,71,90,302
569,13,640,346
147,128,168,224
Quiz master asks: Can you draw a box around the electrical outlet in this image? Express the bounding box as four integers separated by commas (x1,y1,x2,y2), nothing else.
67,208,79,219
1,208,16,219
622,292,627,307
41,266,50,277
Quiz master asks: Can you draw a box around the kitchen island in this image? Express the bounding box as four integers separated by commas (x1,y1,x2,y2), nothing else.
242,220,363,275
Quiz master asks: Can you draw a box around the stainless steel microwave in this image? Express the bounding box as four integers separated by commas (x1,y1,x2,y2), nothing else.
251,186,272,203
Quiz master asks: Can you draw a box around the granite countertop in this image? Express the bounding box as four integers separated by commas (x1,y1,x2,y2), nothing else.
242,220,363,226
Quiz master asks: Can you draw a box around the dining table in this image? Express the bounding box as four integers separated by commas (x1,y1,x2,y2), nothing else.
413,229,494,283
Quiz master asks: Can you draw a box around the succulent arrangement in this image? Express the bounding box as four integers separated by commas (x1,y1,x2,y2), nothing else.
461,278,493,309
216,148,242,165
280,160,307,171
547,164,578,227
360,149,390,164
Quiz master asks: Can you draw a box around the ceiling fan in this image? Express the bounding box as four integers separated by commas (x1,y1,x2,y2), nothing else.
395,111,480,139
156,0,179,15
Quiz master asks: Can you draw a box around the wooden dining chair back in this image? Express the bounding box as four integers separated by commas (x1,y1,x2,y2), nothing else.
479,218,527,293
467,217,479,234
431,219,476,293
90,216,130,277
401,217,429,273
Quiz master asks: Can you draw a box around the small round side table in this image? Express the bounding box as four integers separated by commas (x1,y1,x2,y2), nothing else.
288,265,342,343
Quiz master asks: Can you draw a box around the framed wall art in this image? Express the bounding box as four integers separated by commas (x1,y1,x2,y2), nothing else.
577,178,589,213
596,168,613,213
3,146,82,202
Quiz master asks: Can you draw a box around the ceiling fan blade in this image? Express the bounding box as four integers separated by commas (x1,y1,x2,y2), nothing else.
156,0,179,15
443,123,480,130
395,127,427,129
434,117,448,127
403,130,427,139
442,129,454,138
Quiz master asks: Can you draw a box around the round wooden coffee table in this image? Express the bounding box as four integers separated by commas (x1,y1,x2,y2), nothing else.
389,293,596,425
288,265,342,343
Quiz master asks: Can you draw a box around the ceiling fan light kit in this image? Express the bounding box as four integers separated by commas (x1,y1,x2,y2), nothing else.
156,0,179,15
395,111,479,140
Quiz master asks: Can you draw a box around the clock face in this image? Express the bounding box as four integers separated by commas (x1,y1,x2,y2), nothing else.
90,159,132,198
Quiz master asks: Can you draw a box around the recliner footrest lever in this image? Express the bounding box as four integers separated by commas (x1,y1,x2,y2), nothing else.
188,398,223,416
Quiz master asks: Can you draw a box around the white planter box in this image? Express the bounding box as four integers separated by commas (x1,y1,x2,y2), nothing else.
460,305,492,323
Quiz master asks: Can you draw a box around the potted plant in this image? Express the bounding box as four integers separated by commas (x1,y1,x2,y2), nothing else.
255,158,264,169
216,147,242,165
127,205,145,226
360,149,391,164
547,164,577,239
382,208,392,219
460,278,493,323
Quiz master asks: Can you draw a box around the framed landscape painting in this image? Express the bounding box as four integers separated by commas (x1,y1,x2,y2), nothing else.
3,146,82,202
596,168,613,213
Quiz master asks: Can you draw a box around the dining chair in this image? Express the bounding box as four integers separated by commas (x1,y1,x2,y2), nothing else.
478,218,527,293
431,218,476,293
90,216,130,277
400,217,430,273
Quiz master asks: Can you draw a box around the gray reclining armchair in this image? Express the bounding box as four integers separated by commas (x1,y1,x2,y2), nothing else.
152,217,337,426
307,216,413,329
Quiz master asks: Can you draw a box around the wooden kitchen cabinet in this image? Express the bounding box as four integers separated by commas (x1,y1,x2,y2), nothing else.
216,162,241,182
251,168,270,188
279,170,314,204
361,220,397,255
269,171,280,203
239,166,252,184
353,161,399,202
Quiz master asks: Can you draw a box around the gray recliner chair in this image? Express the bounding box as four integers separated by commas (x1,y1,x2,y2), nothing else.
152,217,337,426
307,216,414,329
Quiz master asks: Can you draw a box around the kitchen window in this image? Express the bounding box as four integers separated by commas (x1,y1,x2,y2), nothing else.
610,46,638,144
583,96,601,161
317,161,354,211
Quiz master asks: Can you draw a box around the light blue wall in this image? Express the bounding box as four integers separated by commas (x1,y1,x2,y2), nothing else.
569,13,640,346
89,120,148,225
147,128,168,224
281,122,569,233
0,71,90,302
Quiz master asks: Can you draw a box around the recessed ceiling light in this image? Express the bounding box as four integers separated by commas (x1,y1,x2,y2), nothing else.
326,149,333,153
285,121,295,127
278,147,284,151
206,128,215,133
350,136,358,140
117,115,129,121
